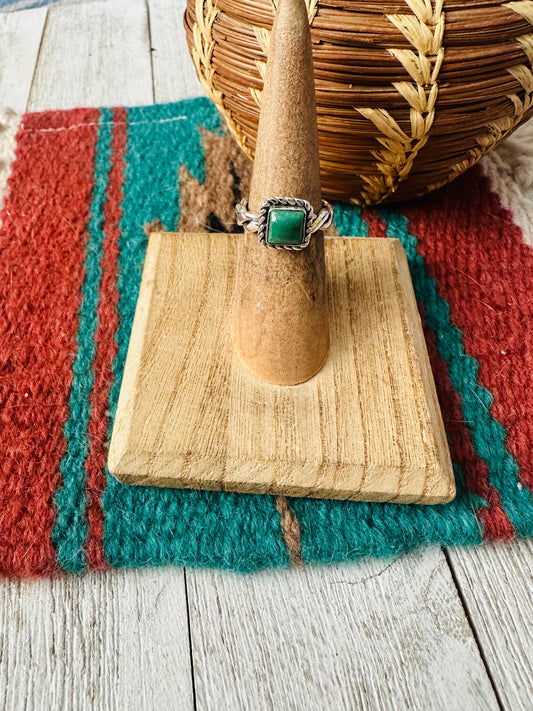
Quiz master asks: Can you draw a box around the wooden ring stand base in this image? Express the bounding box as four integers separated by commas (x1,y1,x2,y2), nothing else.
107,231,456,505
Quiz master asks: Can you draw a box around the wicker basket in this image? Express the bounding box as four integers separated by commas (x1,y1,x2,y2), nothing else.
184,0,533,204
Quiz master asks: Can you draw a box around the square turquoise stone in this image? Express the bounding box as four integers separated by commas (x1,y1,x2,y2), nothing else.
266,207,306,246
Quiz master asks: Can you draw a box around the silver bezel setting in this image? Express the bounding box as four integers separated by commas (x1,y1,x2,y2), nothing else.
257,197,314,250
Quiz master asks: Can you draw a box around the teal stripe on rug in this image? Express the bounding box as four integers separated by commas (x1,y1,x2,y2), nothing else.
53,108,113,573
291,204,483,564
333,201,369,237
103,99,291,571
382,208,533,537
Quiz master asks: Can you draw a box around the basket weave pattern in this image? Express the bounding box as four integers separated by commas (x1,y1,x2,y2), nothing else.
185,0,533,204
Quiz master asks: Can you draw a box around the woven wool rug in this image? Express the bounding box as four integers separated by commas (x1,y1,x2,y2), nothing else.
1,98,533,578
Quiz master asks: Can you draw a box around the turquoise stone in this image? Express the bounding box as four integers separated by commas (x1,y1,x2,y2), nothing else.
266,207,306,246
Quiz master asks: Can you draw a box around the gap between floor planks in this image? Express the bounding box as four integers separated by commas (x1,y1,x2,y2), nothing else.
0,0,531,708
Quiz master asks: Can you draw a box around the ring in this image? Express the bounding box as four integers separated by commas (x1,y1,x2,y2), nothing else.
236,197,334,250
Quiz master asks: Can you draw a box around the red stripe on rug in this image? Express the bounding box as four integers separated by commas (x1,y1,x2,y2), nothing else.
422,312,515,540
361,206,388,237
85,108,127,571
0,108,99,577
404,166,533,494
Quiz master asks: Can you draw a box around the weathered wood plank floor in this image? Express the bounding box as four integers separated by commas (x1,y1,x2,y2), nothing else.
0,1,532,709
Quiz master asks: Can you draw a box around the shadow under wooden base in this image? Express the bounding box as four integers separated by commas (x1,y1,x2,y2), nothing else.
108,233,455,505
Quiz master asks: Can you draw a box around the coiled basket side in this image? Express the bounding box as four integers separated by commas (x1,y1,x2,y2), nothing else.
184,0,533,204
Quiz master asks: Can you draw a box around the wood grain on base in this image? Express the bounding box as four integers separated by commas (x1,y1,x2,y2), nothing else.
108,232,454,504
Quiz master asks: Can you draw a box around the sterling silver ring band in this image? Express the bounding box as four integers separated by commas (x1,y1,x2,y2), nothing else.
236,197,334,250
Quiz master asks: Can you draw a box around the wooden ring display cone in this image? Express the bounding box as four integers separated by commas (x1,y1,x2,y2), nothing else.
231,0,329,386
107,0,456,505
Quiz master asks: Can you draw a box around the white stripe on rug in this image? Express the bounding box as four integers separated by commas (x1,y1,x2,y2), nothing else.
481,119,533,249
0,108,21,220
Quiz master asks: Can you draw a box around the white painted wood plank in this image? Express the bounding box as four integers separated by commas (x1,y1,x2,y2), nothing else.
0,568,194,711
188,549,499,711
27,0,153,111
148,0,203,103
0,7,47,112
447,540,533,711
